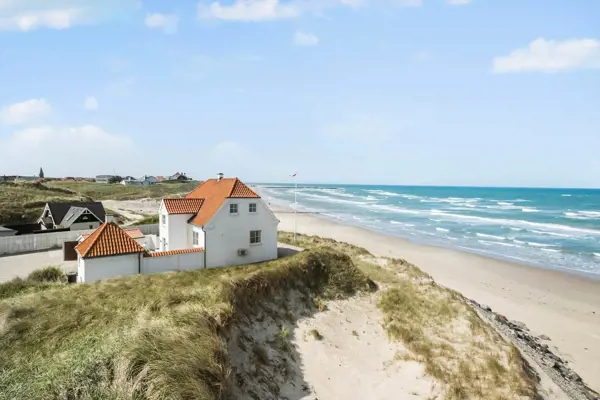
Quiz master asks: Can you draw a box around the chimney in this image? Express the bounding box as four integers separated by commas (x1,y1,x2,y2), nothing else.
105,214,114,223
217,173,224,182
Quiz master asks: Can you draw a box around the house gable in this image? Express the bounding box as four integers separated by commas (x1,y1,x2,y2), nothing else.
186,178,260,227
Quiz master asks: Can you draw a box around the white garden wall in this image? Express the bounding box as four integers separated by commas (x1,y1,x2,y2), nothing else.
80,253,141,283
0,224,159,256
142,251,204,274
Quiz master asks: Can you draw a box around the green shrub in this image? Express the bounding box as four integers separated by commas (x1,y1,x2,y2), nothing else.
27,266,66,283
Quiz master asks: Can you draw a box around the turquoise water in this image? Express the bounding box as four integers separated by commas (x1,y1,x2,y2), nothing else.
260,185,600,276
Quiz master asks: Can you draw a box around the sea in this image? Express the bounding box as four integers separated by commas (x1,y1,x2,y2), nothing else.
258,185,600,277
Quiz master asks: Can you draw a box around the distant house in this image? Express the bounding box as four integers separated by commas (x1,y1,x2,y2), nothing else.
167,172,189,181
121,176,157,186
0,226,17,237
95,175,113,184
38,202,107,230
156,176,165,182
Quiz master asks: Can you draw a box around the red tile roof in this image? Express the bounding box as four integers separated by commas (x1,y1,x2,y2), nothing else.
145,248,204,257
162,198,204,214
80,227,144,240
75,222,147,258
186,178,260,226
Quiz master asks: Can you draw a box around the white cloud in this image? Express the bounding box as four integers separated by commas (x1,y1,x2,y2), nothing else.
447,0,471,5
198,0,301,21
145,12,178,34
83,96,99,111
0,125,134,176
0,1,140,31
294,31,319,46
493,38,600,73
0,98,51,125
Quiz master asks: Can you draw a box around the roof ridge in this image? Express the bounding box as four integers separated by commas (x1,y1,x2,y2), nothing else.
76,222,146,258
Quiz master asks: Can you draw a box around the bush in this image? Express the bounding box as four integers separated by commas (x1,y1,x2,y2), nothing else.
27,266,66,283
0,267,67,300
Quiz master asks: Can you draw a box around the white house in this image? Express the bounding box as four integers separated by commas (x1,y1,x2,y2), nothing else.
121,175,158,185
74,176,280,282
159,175,279,267
95,175,113,183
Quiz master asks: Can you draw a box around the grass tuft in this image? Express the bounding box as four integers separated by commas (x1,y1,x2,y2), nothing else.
308,329,323,341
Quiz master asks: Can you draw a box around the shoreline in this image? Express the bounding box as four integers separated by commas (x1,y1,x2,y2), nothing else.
268,201,600,392
277,208,600,282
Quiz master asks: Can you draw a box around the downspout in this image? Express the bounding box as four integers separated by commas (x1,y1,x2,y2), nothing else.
138,252,142,275
202,227,207,268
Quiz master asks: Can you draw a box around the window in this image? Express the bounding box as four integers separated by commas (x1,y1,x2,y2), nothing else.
193,231,199,246
250,230,262,245
230,203,238,214
161,215,166,225
249,203,257,213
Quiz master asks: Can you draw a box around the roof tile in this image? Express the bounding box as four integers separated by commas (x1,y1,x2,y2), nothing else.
163,198,204,214
186,178,260,226
145,248,204,257
75,222,146,258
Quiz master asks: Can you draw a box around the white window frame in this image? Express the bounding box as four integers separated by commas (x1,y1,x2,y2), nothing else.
230,203,239,215
249,203,257,213
250,230,262,245
193,231,199,246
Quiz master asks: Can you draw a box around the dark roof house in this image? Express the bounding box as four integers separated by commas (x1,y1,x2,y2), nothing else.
38,202,106,230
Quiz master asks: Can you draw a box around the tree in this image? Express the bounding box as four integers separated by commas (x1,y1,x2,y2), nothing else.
108,175,123,184
39,167,44,179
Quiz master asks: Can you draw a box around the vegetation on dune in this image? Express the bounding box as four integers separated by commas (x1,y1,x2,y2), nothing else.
0,266,67,300
278,232,538,398
131,214,160,226
0,248,369,400
0,181,199,225
46,181,199,201
0,182,89,225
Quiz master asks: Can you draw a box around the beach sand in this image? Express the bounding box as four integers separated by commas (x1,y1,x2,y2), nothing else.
272,205,600,392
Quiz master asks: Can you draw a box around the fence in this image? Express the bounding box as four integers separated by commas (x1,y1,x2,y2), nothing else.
0,224,160,256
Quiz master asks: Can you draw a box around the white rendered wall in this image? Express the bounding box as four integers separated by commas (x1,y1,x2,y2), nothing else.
204,198,278,268
187,225,205,248
167,214,192,250
80,253,140,283
142,252,204,274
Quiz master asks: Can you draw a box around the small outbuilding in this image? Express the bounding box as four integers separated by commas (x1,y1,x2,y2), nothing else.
75,222,146,283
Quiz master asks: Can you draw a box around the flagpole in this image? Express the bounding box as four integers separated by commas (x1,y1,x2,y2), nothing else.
294,174,297,244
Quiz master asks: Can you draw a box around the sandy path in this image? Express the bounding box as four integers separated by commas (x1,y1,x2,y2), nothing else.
273,208,600,392
287,295,441,400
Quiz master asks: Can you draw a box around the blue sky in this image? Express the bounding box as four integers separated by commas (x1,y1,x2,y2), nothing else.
0,0,599,187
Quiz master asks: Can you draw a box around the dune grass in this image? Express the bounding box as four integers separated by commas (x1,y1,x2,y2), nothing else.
0,247,368,400
131,215,160,226
278,232,538,398
0,181,199,225
0,182,88,225
46,181,199,201
0,266,67,300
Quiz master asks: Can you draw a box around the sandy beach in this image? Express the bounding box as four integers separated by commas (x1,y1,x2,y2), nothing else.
271,205,600,392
